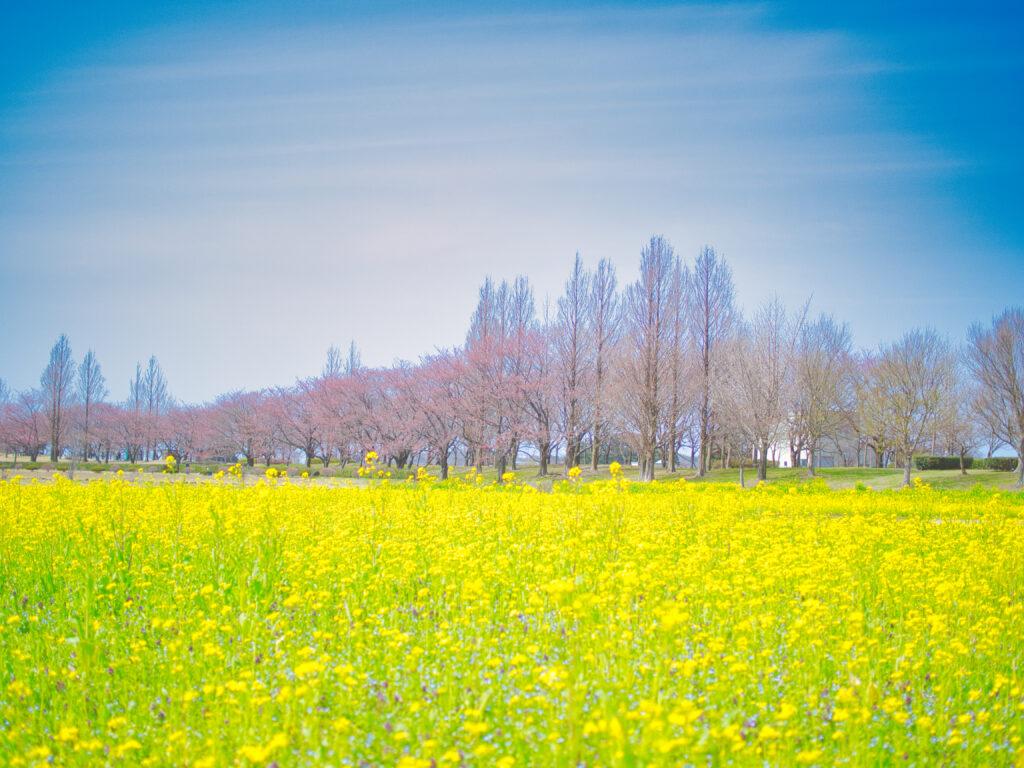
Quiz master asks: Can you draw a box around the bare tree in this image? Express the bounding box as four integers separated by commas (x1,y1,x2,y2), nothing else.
76,350,108,460
617,236,674,481
555,254,592,471
41,334,76,461
725,296,804,482
345,340,362,375
794,314,853,476
939,373,982,475
662,257,690,472
685,247,736,476
505,277,535,472
853,353,888,468
588,258,618,469
966,308,1024,486
874,328,957,486
142,356,170,460
323,345,344,378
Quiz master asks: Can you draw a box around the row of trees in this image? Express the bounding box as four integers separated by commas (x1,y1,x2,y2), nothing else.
0,345,172,465
2,237,1023,486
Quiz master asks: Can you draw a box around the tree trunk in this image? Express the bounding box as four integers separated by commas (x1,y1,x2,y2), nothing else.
903,455,912,487
538,444,550,477
1016,444,1024,487
807,442,815,478
641,450,655,482
757,441,768,482
439,449,449,480
959,449,967,476
496,454,507,483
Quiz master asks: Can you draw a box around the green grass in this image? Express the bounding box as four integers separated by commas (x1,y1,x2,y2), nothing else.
2,454,1020,491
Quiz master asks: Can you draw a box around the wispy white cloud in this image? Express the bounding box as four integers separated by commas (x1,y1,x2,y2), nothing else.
0,3,1018,401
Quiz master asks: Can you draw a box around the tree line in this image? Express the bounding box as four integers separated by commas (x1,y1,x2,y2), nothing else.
2,236,1023,486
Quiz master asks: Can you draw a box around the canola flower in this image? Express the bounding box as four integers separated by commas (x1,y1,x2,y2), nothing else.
1,476,1023,766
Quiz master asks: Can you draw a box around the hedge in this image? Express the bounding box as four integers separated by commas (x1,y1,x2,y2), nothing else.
914,456,971,470
913,455,1020,472
974,456,1020,471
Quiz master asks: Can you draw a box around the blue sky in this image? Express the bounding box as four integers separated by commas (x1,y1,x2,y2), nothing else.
1,1,1022,402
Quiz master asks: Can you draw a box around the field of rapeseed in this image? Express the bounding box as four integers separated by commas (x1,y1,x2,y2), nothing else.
1,474,1023,767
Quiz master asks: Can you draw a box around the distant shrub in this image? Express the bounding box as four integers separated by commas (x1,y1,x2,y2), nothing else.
974,457,1019,472
914,456,970,470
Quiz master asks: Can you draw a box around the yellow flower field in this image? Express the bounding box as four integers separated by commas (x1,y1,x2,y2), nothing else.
1,476,1023,766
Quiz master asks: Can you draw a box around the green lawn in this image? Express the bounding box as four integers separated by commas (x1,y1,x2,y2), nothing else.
2,454,1020,491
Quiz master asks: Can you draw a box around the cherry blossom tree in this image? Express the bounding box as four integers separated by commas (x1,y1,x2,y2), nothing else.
464,276,534,480
407,352,465,479
6,389,48,462
162,404,212,465
274,381,323,467
91,402,123,463
211,390,274,466
520,313,558,476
